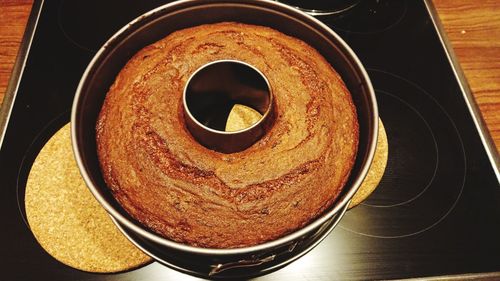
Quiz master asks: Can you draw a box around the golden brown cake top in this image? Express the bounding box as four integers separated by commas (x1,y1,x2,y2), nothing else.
96,22,359,248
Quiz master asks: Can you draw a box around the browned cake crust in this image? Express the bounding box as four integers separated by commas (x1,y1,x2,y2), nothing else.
96,22,359,248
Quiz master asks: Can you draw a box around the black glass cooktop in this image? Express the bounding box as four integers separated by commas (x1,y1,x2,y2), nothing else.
1,0,499,280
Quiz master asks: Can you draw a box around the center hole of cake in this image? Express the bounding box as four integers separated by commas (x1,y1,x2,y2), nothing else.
185,60,271,132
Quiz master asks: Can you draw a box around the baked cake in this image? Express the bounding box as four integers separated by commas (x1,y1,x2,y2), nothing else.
96,22,359,248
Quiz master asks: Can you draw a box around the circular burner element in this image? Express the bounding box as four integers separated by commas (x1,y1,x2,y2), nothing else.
57,0,141,51
327,0,408,34
364,90,438,207
340,70,466,238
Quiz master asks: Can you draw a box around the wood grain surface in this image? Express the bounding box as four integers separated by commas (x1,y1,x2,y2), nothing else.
0,0,499,152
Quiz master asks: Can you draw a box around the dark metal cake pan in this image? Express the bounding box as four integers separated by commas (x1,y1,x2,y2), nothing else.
71,0,378,278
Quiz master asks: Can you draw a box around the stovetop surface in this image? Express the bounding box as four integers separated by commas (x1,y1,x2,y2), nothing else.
1,0,499,280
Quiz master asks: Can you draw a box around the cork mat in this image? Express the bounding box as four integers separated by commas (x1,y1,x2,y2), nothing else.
348,119,389,209
225,104,262,132
25,123,152,273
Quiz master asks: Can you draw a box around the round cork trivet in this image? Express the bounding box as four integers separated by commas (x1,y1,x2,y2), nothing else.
225,104,262,132
25,123,152,273
348,118,389,209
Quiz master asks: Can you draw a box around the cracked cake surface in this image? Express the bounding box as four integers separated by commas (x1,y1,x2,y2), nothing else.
96,22,359,248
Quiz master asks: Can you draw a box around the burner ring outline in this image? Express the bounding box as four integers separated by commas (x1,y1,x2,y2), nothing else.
339,69,467,239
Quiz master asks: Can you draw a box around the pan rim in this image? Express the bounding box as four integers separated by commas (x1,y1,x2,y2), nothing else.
71,0,378,256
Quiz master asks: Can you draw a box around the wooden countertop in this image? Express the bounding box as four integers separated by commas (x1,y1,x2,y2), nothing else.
0,0,499,153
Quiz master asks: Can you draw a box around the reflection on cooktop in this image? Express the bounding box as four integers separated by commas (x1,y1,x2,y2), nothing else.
275,0,360,15
326,0,408,34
